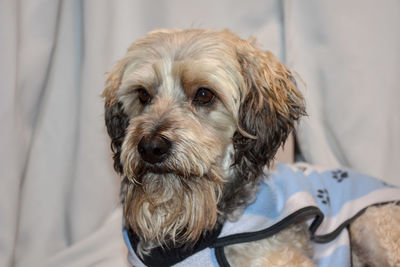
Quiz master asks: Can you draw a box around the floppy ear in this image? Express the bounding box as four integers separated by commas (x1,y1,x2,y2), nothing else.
104,101,129,174
103,59,130,174
232,41,306,179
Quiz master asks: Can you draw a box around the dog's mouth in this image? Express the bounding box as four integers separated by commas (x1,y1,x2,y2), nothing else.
142,162,184,176
132,160,201,181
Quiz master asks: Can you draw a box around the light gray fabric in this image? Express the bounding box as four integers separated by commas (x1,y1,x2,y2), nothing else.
0,1,398,266
286,1,400,183
0,1,282,266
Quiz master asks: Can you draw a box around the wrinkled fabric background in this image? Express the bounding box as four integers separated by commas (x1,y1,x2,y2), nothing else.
1,0,398,266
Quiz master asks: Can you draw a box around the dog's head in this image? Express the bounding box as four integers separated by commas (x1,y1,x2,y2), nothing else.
103,29,305,250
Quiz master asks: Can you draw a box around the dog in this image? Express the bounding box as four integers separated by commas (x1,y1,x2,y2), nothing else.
102,29,400,266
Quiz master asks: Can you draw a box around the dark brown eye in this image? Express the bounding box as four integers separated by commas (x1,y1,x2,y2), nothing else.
137,88,151,105
193,88,215,106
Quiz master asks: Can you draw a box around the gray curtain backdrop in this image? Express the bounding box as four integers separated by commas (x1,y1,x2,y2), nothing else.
1,0,398,266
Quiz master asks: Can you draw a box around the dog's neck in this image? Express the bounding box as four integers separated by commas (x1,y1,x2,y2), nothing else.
217,167,264,223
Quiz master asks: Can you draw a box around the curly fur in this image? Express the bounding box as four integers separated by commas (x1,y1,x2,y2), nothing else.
105,101,129,174
103,29,398,266
350,203,400,267
225,223,314,266
220,44,305,219
103,30,305,243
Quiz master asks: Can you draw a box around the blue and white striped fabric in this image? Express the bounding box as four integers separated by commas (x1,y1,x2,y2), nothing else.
124,163,400,267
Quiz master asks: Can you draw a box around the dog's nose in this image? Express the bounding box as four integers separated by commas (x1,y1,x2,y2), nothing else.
137,135,171,164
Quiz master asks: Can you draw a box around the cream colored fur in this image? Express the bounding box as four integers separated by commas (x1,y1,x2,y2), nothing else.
103,29,400,266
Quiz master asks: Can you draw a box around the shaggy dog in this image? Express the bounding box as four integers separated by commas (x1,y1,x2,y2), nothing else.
102,29,400,266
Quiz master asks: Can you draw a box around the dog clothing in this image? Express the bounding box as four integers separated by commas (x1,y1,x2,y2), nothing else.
123,163,400,267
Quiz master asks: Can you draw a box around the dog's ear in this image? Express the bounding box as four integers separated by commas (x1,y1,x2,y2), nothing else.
232,41,306,178
104,101,129,174
103,59,130,174
102,58,129,106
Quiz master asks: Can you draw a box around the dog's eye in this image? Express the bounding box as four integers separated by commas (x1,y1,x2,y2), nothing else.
137,88,151,105
193,88,215,106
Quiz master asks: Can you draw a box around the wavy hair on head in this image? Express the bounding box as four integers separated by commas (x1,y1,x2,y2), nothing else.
219,34,306,219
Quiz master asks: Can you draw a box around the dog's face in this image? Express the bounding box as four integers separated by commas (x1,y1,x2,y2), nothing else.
103,29,305,249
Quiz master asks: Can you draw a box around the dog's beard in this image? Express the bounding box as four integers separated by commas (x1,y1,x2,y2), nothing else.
123,166,224,250
119,110,231,251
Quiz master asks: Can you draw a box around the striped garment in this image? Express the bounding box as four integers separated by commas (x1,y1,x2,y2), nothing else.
123,163,400,267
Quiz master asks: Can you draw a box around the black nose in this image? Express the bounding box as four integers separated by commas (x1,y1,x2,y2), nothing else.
137,135,171,164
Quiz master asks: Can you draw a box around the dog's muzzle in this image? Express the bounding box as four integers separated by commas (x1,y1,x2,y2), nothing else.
137,135,171,164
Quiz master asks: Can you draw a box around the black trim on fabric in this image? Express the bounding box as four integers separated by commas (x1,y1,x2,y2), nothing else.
125,201,400,266
212,206,324,267
213,201,400,266
126,224,222,267
213,206,323,248
347,224,354,267
311,201,397,243
215,246,230,267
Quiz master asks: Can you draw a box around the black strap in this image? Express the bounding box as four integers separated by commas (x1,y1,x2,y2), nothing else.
212,202,399,266
312,201,398,243
125,207,322,267
212,206,323,267
213,206,323,248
